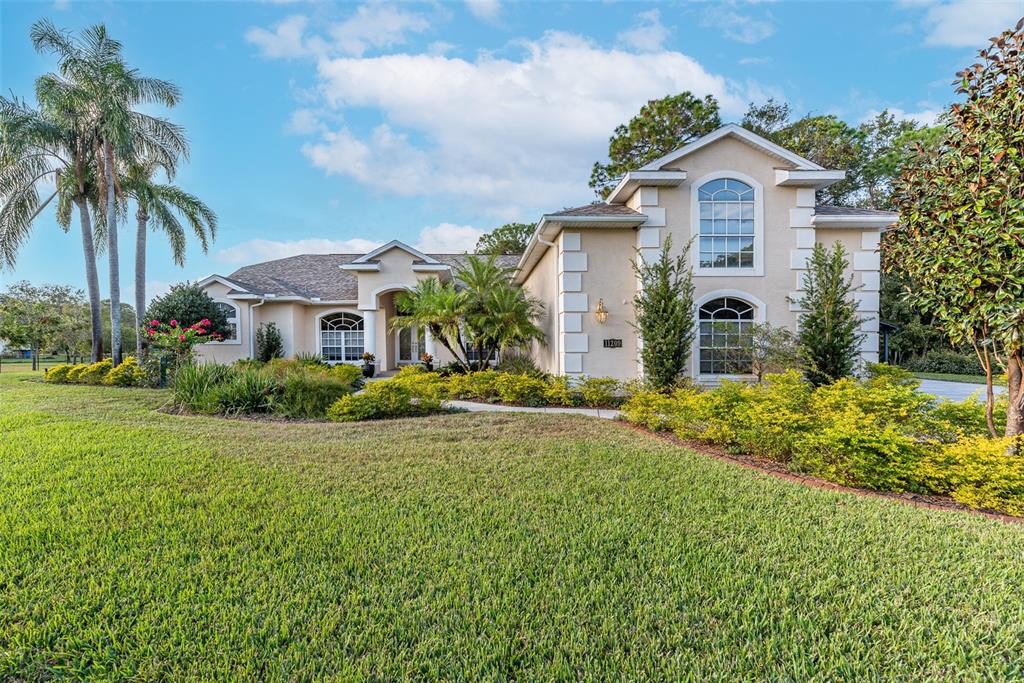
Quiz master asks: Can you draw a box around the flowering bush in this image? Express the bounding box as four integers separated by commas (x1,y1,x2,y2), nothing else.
145,318,221,366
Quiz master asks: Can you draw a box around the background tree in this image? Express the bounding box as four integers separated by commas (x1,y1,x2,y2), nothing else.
123,158,217,360
631,237,695,389
590,92,721,198
475,222,535,255
793,243,862,386
884,20,1024,439
744,323,802,383
740,98,793,138
255,322,284,362
100,301,137,360
0,281,72,370
769,115,864,206
145,282,230,338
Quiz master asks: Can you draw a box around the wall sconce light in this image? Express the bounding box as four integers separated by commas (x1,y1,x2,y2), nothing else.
594,298,609,324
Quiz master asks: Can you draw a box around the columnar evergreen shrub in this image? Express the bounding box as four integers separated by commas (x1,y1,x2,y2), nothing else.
794,243,862,386
255,322,284,363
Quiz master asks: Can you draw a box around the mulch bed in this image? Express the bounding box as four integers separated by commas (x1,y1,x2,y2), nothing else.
616,420,1024,526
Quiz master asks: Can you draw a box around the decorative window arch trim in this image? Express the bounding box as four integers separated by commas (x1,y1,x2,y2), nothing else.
209,299,241,345
691,290,766,379
364,283,416,311
689,170,765,277
315,308,365,364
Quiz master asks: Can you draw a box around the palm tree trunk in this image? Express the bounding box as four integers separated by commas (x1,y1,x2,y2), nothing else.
134,207,148,360
104,140,121,366
76,198,104,362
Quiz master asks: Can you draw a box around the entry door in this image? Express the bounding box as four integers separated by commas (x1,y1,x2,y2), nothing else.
397,326,425,364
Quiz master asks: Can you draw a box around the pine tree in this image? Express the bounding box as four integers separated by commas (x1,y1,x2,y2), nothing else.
794,243,862,386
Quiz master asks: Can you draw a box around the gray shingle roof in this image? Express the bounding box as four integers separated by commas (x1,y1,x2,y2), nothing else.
815,205,897,217
548,203,645,217
224,253,520,301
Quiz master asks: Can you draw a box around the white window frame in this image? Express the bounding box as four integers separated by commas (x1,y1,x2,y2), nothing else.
315,309,364,365
689,170,765,277
209,300,241,345
691,290,766,381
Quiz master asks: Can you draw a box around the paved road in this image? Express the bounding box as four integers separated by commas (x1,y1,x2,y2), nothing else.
917,379,1006,402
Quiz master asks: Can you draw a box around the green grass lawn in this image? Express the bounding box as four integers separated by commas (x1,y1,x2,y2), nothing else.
2,369,1024,680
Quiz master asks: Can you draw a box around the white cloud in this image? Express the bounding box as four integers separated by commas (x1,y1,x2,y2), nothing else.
617,10,670,52
862,106,943,127
702,8,776,44
738,56,771,65
414,223,483,253
465,0,501,23
286,108,325,134
917,1,1021,48
246,15,312,59
297,30,752,214
245,4,430,59
216,238,382,264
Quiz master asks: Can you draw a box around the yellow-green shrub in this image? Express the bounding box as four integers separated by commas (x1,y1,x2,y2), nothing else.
495,373,548,405
329,363,364,386
447,370,500,401
544,376,581,406
391,366,449,401
579,377,621,408
620,390,678,431
103,357,144,386
65,363,90,383
44,364,73,383
328,380,441,422
78,359,113,385
725,372,813,460
916,436,1024,515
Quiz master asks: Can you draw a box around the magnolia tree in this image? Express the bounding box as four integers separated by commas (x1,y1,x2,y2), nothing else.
884,21,1024,439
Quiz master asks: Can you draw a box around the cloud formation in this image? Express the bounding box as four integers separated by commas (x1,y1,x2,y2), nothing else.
917,0,1021,48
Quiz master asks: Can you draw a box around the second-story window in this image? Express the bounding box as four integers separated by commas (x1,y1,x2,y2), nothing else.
698,178,755,269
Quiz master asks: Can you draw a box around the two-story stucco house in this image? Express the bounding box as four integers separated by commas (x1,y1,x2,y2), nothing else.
196,124,896,381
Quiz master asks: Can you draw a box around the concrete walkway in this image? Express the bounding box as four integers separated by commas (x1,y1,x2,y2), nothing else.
918,379,1006,402
445,399,622,420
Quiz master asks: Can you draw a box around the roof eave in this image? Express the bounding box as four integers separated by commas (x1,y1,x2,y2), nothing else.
512,213,647,284
775,169,846,189
639,123,826,173
813,215,898,230
606,170,687,205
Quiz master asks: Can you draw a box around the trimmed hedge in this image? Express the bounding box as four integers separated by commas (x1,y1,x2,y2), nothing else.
46,358,144,387
620,367,1022,515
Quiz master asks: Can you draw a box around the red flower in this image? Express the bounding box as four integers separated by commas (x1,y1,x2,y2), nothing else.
150,319,160,326
147,330,155,337
199,318,210,326
178,334,186,342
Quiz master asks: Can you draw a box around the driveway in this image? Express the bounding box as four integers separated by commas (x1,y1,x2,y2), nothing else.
917,379,1006,402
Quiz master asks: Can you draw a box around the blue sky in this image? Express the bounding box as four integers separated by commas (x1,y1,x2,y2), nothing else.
1,0,1020,304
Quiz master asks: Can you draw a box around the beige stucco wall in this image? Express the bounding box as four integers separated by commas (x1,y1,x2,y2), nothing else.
195,281,250,364
521,243,559,374
576,228,638,381
356,248,443,309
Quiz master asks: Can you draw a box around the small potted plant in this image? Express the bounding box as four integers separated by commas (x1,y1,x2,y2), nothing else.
361,351,376,378
420,352,434,371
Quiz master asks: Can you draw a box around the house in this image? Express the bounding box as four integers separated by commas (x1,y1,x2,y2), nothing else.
196,124,895,381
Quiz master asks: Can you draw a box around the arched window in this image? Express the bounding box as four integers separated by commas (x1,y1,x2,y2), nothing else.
698,297,755,375
320,312,364,363
698,178,755,269
214,302,239,342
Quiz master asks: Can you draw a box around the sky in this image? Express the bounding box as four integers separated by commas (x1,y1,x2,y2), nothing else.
1,0,1021,305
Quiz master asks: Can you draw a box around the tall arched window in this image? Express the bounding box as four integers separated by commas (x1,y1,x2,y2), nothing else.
320,312,364,362
698,178,755,269
214,302,239,342
698,297,755,375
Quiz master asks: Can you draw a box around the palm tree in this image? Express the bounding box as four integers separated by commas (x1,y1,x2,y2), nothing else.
122,158,217,359
31,20,186,365
0,91,105,362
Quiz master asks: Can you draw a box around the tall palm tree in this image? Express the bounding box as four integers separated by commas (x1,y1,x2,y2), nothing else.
31,20,185,366
0,92,105,362
122,158,217,359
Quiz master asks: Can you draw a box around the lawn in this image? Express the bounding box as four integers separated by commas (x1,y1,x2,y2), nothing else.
912,371,1000,385
2,370,1024,680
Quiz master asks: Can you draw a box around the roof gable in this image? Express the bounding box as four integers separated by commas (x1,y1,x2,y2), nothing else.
352,240,439,264
639,123,825,172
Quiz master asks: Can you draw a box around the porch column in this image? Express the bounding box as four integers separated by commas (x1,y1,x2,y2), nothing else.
424,327,436,359
363,309,377,367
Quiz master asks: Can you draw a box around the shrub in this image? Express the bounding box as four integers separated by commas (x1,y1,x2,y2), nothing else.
216,367,281,415
544,376,581,407
495,373,548,406
255,322,284,362
621,390,678,431
145,282,231,339
904,350,983,376
916,436,1024,515
794,242,861,386
173,363,235,414
391,366,449,402
725,372,814,460
104,357,144,387
495,351,544,377
448,370,500,401
328,380,441,422
274,372,354,419
864,362,919,388
65,363,90,383
330,363,364,386
632,236,695,389
579,377,622,408
295,353,326,366
44,364,73,383
78,359,113,385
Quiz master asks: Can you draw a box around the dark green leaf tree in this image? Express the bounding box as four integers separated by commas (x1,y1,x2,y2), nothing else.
475,222,535,255
794,243,862,386
145,282,230,339
590,92,721,198
884,20,1024,438
631,237,695,389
